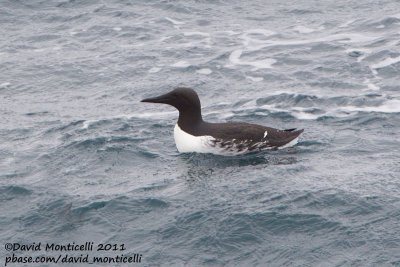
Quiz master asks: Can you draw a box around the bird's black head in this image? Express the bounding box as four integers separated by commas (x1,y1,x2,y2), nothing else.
141,87,201,113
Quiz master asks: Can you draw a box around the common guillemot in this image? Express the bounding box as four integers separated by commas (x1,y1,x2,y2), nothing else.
141,87,304,155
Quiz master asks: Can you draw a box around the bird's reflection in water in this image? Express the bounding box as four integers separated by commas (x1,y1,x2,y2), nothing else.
177,149,300,186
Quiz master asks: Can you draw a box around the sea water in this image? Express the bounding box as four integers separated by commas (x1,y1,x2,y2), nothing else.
1,0,400,266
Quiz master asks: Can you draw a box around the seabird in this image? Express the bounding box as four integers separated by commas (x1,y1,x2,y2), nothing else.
141,87,304,155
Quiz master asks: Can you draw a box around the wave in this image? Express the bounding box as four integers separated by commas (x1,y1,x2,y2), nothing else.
73,196,169,217
370,55,400,70
225,93,400,120
64,136,144,148
0,185,32,201
81,112,176,129
15,196,169,236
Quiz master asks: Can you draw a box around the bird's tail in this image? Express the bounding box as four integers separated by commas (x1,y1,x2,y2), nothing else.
278,129,304,149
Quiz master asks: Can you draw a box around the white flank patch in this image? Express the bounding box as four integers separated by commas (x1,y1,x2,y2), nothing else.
278,137,299,149
263,130,268,138
174,124,215,153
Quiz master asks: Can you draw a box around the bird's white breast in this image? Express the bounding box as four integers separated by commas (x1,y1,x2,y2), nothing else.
174,124,215,153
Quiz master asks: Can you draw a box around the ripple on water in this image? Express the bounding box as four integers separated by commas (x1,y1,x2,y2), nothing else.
182,151,302,169
155,209,342,265
0,185,32,201
15,196,170,236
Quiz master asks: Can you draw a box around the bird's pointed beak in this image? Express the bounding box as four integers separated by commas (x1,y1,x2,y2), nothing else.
141,92,171,104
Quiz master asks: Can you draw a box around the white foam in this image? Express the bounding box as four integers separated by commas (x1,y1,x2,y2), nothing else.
339,99,400,113
159,36,172,42
0,157,15,166
82,120,96,129
258,105,324,120
303,33,377,44
292,25,315,33
370,56,400,69
363,79,380,91
240,29,276,48
217,30,241,36
196,68,212,75
69,29,86,36
229,49,276,70
246,76,264,82
367,83,380,91
291,111,321,120
113,27,122,31
148,67,161,73
165,17,185,25
238,95,400,121
183,32,210,37
0,82,10,88
182,32,212,48
390,13,400,19
338,19,357,28
241,32,379,51
171,61,191,68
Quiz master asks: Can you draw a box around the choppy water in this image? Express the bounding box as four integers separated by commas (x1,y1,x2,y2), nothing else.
1,0,400,266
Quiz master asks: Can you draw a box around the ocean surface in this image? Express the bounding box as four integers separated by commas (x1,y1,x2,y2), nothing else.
1,0,400,266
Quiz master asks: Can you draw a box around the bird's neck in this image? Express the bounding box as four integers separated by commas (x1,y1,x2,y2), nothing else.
177,108,203,132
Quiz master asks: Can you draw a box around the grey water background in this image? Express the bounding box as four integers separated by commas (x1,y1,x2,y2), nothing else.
1,0,400,266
